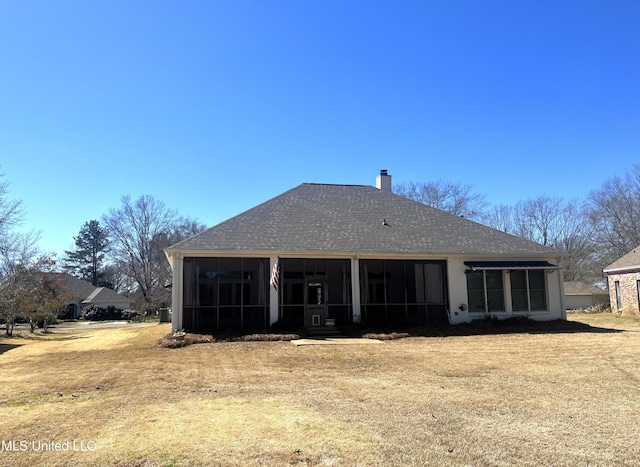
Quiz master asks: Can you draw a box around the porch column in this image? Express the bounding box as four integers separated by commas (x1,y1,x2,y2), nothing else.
269,255,279,326
558,259,567,320
351,256,361,323
170,253,183,331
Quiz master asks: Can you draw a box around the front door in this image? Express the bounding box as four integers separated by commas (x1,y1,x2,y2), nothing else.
305,279,327,326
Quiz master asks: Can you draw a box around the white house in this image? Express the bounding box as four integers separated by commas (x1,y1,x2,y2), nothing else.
165,171,566,330
59,273,131,319
563,281,609,310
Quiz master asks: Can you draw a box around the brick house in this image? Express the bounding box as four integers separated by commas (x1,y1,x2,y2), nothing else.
603,246,640,314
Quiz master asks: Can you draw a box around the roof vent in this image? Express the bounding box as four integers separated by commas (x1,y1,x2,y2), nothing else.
376,169,392,192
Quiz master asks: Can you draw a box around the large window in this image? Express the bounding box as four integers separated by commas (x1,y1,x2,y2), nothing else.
183,257,268,329
615,281,622,310
510,270,547,312
466,270,505,313
467,268,551,314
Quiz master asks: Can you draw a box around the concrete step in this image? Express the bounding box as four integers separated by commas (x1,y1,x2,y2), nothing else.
305,326,343,337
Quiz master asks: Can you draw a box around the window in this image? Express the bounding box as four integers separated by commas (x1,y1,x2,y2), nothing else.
510,270,547,312
466,270,505,313
615,281,622,310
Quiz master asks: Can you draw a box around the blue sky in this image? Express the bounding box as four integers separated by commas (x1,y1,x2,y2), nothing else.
1,0,638,256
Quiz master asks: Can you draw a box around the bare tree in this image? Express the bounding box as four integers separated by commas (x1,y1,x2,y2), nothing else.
481,204,515,233
512,196,570,246
481,196,600,283
587,164,640,266
0,169,23,238
0,170,45,334
0,253,63,336
0,230,40,278
103,195,205,306
0,168,36,277
394,180,487,220
99,264,134,294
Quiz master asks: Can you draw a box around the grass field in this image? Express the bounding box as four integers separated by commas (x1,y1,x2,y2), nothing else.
1,313,639,466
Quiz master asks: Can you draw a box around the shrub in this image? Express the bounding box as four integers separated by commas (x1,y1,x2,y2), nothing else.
363,332,410,340
240,333,300,341
122,309,143,322
158,332,214,348
568,303,610,314
29,312,59,332
82,305,123,321
131,301,160,321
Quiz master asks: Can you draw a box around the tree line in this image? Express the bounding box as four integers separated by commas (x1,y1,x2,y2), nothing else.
63,195,206,308
0,168,205,334
395,163,640,285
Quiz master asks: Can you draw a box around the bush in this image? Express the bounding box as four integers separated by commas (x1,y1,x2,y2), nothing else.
81,305,123,321
568,303,610,314
122,309,143,322
158,332,214,348
129,301,160,321
363,332,410,340
30,312,58,331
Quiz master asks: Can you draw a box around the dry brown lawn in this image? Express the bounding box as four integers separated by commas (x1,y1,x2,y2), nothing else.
1,313,639,466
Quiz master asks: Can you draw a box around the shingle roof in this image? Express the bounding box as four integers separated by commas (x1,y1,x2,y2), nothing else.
167,183,561,256
603,246,640,273
59,273,98,300
82,287,131,306
564,281,608,296
56,273,130,305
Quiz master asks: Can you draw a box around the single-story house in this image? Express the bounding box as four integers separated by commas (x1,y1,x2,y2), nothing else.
59,273,131,319
563,281,609,310
603,246,640,314
165,171,567,331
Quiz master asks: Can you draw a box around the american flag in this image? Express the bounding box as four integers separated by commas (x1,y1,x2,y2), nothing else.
270,257,280,291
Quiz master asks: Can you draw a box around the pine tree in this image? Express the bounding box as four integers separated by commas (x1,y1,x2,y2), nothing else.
63,220,110,286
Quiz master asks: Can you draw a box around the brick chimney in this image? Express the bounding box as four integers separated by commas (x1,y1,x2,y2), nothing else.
376,169,392,192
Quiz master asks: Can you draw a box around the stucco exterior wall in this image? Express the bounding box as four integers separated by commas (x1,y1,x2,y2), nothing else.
608,271,640,314
447,257,566,323
565,296,595,310
565,294,609,310
447,258,470,324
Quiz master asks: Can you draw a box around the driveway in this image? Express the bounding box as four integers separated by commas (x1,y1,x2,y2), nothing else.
8,321,160,333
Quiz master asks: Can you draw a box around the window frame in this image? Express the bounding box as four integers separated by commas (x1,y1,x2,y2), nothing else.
466,269,505,314
615,281,622,310
509,269,548,313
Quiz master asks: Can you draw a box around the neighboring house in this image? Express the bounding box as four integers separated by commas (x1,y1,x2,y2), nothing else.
603,246,640,314
59,273,131,319
563,281,609,310
164,171,567,331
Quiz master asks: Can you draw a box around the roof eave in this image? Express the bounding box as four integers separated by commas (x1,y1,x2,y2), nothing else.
603,265,640,274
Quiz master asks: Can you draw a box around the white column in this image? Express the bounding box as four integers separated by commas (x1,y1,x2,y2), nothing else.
269,255,279,326
504,270,513,317
558,262,566,320
171,253,183,331
351,256,361,323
